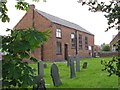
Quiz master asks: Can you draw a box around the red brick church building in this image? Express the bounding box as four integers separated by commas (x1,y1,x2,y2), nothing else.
14,5,94,61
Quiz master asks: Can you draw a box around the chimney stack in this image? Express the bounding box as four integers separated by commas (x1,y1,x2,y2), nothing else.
29,4,35,9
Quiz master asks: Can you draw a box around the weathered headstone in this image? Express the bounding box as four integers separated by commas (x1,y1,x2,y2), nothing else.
35,61,46,90
33,78,46,90
82,62,88,69
67,57,70,67
38,61,44,78
50,63,62,87
69,56,76,78
44,63,47,68
76,55,80,72
36,61,44,84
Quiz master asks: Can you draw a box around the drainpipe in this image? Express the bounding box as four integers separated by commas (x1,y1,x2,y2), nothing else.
75,30,78,55
32,6,35,28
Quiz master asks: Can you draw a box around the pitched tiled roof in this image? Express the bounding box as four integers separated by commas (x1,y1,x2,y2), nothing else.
110,32,120,44
36,9,93,35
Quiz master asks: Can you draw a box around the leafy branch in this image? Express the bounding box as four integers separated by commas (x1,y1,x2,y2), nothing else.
0,0,46,23
2,28,50,88
78,0,120,31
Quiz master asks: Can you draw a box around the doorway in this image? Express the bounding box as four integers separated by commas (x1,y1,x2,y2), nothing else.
41,45,44,61
64,44,68,60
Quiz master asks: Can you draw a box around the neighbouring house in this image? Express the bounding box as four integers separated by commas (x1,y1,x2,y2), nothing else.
94,45,101,57
110,32,120,52
14,5,94,61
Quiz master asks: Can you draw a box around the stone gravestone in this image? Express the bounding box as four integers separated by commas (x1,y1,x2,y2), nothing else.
50,63,62,87
82,62,88,69
33,78,46,90
38,61,44,78
36,61,44,84
76,55,80,72
34,61,46,90
69,56,76,78
44,63,47,68
67,56,70,67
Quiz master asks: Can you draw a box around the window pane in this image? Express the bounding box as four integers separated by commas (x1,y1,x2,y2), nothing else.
71,33,75,39
56,28,61,38
79,34,82,49
89,46,91,50
71,33,75,48
85,36,88,50
56,42,62,54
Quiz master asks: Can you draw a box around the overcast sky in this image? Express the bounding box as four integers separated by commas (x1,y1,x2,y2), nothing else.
0,0,118,45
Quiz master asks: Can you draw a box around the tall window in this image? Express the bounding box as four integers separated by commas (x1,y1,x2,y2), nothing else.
71,33,75,48
56,42,62,55
79,34,82,49
85,36,88,50
56,28,62,38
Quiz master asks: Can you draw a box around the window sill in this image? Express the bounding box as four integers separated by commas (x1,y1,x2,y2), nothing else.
56,37,62,39
56,53,62,55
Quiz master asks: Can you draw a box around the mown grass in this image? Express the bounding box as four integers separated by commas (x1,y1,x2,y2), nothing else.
30,57,118,88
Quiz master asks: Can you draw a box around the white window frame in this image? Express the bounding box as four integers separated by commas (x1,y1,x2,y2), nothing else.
56,28,62,38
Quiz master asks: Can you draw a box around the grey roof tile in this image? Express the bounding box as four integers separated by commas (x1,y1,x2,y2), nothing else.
36,9,93,35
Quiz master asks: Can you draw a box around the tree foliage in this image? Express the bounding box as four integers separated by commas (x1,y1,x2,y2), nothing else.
0,0,46,23
0,0,50,88
101,44,110,51
78,0,120,77
101,56,120,77
78,0,120,31
2,28,50,88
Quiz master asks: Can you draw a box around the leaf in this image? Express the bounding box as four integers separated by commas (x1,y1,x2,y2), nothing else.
0,7,2,13
92,2,95,5
82,2,85,5
1,0,7,2
2,28,49,88
30,57,38,62
2,16,6,22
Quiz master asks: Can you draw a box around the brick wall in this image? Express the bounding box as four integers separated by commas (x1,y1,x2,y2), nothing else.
98,51,119,57
14,5,94,61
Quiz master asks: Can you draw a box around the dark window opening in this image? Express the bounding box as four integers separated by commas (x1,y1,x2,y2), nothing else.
85,36,88,50
79,34,82,49
56,42,62,55
71,33,75,48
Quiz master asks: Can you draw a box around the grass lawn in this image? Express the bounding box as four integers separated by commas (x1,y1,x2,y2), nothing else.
30,57,118,88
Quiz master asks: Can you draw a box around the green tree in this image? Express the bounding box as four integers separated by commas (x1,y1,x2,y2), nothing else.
78,0,120,31
101,44,110,51
0,0,50,89
78,0,120,88
2,28,50,88
0,0,46,22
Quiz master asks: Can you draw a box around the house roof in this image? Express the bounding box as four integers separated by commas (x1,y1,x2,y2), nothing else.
36,9,93,35
110,32,120,44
